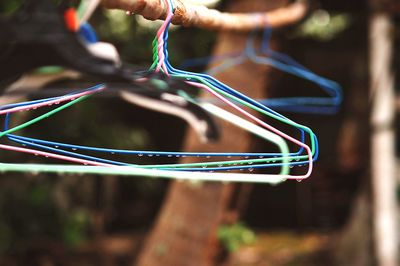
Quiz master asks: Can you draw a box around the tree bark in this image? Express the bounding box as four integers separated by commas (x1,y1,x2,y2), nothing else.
135,1,287,265
369,2,398,265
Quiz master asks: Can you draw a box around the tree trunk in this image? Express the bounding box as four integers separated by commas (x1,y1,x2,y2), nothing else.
136,1,287,265
369,2,398,265
333,2,398,265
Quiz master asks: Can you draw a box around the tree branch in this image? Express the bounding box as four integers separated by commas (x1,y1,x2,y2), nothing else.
101,0,309,31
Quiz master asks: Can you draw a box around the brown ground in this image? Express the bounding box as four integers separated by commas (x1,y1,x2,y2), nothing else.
227,232,334,266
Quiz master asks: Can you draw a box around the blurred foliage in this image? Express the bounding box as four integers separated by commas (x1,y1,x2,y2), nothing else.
96,8,216,66
218,222,256,252
229,232,331,266
185,0,222,7
0,221,12,253
99,10,133,42
295,10,351,41
0,0,66,16
62,209,90,247
0,181,90,253
0,0,23,16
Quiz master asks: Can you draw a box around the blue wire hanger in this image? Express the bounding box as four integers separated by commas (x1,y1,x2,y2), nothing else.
181,25,343,114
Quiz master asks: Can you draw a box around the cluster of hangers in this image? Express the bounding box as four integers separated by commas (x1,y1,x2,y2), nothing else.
0,0,341,184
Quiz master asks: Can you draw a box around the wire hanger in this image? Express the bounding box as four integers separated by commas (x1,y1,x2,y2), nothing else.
0,86,291,183
0,3,290,172
181,24,342,114
155,45,319,174
2,82,292,173
0,0,290,175
245,28,342,113
0,28,290,179
0,0,318,183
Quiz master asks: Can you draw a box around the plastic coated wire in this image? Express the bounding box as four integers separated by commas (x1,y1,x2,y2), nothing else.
157,25,319,167
1,0,315,178
160,33,318,164
2,11,304,175
3,89,295,172
4,63,311,174
160,0,313,179
0,2,311,182
0,96,292,182
151,0,315,178
1,83,292,171
180,27,342,114
2,2,302,172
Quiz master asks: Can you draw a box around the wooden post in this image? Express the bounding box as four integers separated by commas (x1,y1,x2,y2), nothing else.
369,4,398,266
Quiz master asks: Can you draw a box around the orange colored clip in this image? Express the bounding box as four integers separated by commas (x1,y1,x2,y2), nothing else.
64,8,79,32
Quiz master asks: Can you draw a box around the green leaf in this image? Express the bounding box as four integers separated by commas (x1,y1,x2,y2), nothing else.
217,222,256,252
